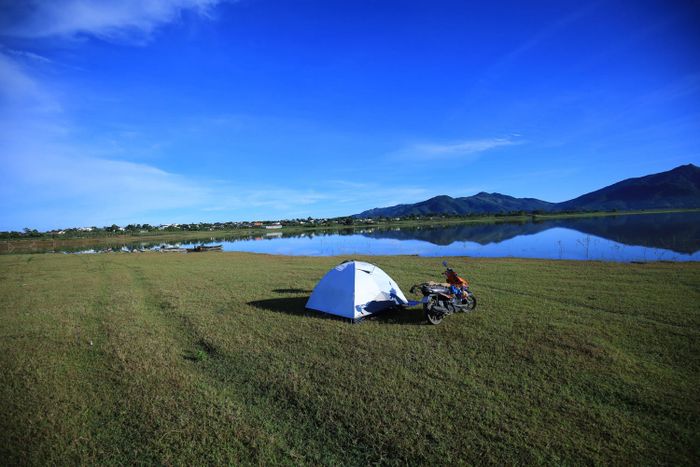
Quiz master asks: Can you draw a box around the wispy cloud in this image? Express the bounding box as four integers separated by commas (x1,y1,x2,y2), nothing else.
0,138,449,228
0,50,60,112
1,146,336,228
202,188,331,214
2,47,53,64
1,0,228,43
0,51,39,99
0,0,242,230
0,134,212,226
484,2,602,80
541,73,700,149
391,136,520,162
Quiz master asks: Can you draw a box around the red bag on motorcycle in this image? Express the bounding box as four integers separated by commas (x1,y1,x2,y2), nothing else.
444,269,468,288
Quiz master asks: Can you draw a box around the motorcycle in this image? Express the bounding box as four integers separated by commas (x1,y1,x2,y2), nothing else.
409,261,477,325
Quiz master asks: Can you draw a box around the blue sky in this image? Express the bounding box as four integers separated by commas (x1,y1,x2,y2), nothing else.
1,0,699,230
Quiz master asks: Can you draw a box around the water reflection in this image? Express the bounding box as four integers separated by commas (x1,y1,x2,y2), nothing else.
362,212,700,254
14,212,700,261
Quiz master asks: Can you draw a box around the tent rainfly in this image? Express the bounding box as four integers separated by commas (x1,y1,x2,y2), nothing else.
306,260,408,320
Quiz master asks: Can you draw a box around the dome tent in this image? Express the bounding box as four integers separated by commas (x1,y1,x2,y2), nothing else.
306,260,408,321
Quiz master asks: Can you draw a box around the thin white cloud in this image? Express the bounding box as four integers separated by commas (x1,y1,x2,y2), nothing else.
198,182,438,219
0,114,459,228
1,138,212,226
485,2,602,79
0,50,60,112
3,47,53,64
203,188,331,214
541,73,700,149
2,1,502,229
0,144,448,229
0,51,38,99
2,152,332,228
1,0,228,43
392,136,520,162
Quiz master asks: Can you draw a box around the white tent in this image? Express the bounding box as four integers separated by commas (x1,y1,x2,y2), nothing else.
306,260,408,320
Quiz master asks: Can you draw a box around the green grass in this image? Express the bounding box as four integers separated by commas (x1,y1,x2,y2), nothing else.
1,253,698,464
0,229,262,254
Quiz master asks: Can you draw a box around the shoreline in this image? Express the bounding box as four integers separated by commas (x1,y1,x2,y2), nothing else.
2,208,699,255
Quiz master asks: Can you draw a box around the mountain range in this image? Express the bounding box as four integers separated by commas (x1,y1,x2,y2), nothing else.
354,164,700,218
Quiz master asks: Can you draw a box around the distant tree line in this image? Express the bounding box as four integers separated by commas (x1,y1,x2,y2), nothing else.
0,209,633,240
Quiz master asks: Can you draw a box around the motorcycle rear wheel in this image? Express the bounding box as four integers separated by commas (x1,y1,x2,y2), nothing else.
424,297,444,325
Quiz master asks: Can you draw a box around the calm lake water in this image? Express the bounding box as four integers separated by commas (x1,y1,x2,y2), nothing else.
70,212,700,262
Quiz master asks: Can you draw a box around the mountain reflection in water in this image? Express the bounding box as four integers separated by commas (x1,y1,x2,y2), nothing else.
361,212,700,255
25,212,700,260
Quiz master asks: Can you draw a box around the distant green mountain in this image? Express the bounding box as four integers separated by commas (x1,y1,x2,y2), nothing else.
558,164,700,211
356,193,555,218
354,164,700,218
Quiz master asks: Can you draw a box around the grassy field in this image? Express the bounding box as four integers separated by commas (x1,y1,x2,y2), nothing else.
0,229,262,255
1,253,698,464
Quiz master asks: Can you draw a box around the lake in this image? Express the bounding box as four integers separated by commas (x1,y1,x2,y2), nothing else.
71,212,700,262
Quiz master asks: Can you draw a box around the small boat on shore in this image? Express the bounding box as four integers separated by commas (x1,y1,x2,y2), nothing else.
186,244,223,253
160,247,187,253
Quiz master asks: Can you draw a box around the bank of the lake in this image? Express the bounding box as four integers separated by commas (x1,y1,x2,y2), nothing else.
1,253,698,464
3,208,700,258
3,208,698,255
3,211,699,262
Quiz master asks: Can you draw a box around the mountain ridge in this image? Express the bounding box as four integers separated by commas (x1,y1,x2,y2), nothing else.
353,164,700,218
